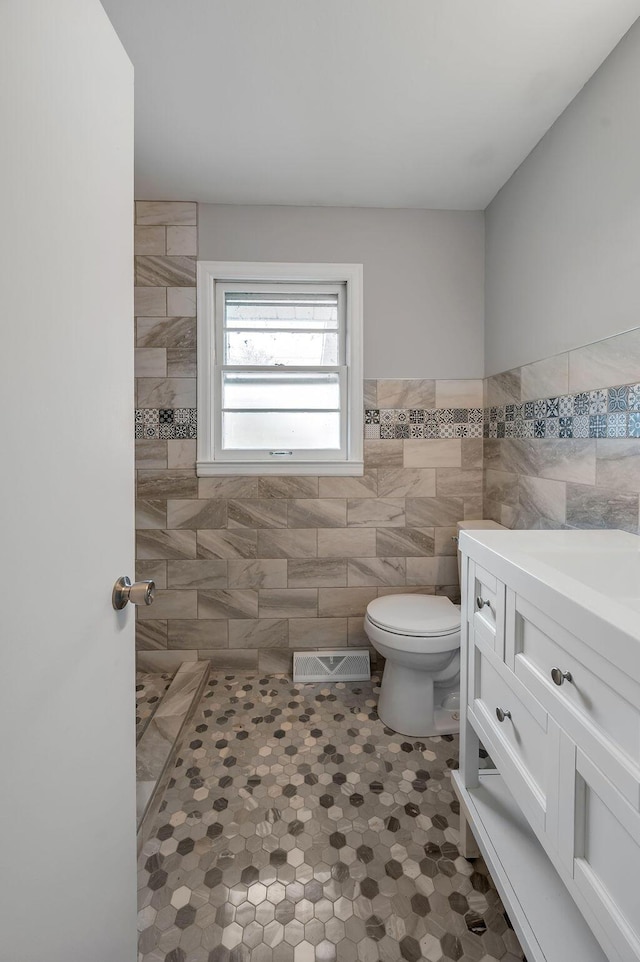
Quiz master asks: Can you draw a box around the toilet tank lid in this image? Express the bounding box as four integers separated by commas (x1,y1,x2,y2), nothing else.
456,520,506,531
367,594,460,636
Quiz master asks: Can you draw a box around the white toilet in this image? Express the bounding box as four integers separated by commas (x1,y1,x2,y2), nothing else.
364,520,505,737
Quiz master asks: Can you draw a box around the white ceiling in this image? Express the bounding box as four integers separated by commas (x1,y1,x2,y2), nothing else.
102,0,640,210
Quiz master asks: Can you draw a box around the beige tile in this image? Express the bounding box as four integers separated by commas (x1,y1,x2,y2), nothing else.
136,499,167,530
406,557,459,586
569,328,640,393
167,439,197,469
137,649,197,672
257,529,317,559
318,473,378,499
461,439,483,470
135,440,167,469
228,499,288,528
135,347,167,378
136,201,197,226
464,496,483,520
167,620,228,649
167,560,227,589
200,650,258,671
364,440,403,467
166,225,198,255
377,467,435,498
566,483,640,533
136,255,196,288
137,377,196,409
375,527,434,557
257,650,290,674
534,440,596,485
484,469,519,507
137,589,197,620
137,469,198,500
485,369,521,406
167,287,196,316
347,558,406,587
259,588,317,618
519,475,567,526
363,380,377,407
317,528,376,558
198,589,258,619
520,353,568,402
405,497,464,527
134,226,165,254
436,468,483,499
377,379,435,409
136,620,167,651
136,316,196,349
135,560,167,590
197,528,258,559
258,477,318,499
199,477,259,499
347,498,405,527
228,559,287,589
434,526,459,557
137,528,197,560
435,380,483,408
287,559,347,588
228,619,289,649
318,587,377,617
167,349,196,377
596,439,640,493
403,439,462,468
347,617,369,646
135,287,166,317
376,586,434,597
288,618,348,648
288,499,347,528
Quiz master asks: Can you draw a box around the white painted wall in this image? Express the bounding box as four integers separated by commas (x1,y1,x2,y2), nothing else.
198,205,485,378
0,2,136,960
485,16,640,377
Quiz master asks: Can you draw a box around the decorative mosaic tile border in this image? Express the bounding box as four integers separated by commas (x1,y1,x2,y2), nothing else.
365,407,484,439
484,382,640,439
135,408,197,439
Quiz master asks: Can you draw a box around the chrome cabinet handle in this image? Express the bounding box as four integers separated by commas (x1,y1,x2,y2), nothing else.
495,707,511,723
551,667,572,686
112,576,156,610
476,597,491,611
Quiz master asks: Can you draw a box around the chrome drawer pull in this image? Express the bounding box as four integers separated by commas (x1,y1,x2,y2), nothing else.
495,707,511,723
476,597,491,611
551,667,572,686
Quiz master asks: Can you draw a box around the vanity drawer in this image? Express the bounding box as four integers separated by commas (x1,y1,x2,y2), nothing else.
467,561,505,655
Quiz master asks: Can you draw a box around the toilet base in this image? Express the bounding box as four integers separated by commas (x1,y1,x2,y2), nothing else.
376,661,460,738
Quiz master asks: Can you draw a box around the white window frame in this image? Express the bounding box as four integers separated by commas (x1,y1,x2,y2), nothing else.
197,261,363,476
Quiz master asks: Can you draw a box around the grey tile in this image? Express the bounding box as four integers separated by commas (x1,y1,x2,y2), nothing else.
258,529,317,559
167,440,197,469
406,557,459,586
566,482,640,533
136,620,168,651
167,349,196,377
347,558,406,587
485,369,521,406
228,559,288,589
134,225,165,255
197,529,258,559
377,468,435,498
137,470,198,500
137,529,197,560
520,353,568,402
166,287,196,317
167,620,228,649
228,619,289,649
136,201,197,226
288,500,347,528
318,473,378,499
167,499,227,530
136,500,167,529
287,559,347,588
347,499,405,527
403,440,461,468
199,589,259,620
135,347,167,378
484,470,519,507
569,329,640,393
363,379,378,408
375,527,434,558
364,440,404,467
317,529,377,559
137,377,196,409
167,560,227,589
461,438,484,470
258,477,319,499
166,226,197,255
135,440,168,469
318,587,377,617
259,589,318,618
377,379,435,409
258,649,291,674
136,560,167,590
199,650,258,670
287,618,349,648
136,316,196,350
405,497,464,527
435,379,483,408
435,468,483,499
596,438,640,493
518,475,567,526
137,589,198,620
135,287,166,317
228,500,288,529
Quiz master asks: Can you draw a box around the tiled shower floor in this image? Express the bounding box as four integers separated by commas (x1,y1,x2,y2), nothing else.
137,674,525,962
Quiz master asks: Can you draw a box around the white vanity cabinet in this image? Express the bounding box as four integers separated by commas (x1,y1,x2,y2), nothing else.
454,531,640,962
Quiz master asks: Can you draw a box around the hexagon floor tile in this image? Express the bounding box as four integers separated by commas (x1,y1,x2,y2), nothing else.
138,673,526,962
136,670,174,742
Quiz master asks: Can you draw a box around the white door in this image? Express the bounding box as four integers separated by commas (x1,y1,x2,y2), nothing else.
0,3,136,960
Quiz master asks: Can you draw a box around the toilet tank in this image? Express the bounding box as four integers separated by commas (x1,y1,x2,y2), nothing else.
456,520,506,583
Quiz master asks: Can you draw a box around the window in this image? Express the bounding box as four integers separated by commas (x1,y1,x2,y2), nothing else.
197,262,363,475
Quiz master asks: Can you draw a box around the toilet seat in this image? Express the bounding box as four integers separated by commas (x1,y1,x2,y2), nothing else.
366,594,460,636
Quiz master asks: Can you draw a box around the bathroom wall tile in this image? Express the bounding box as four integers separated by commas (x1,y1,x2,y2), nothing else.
137,589,198,620
200,649,258,671
228,499,288,529
288,499,347,528
134,225,166,255
136,499,167,530
167,287,196,316
435,468,483,498
287,559,347,588
566,482,640,533
199,476,259,499
135,348,167,378
347,557,406,587
377,467,435,498
259,588,318,618
377,379,435,409
136,316,196,349
136,255,197,288
347,498,405,527
347,616,370,646
257,529,317,559
198,588,259,620
485,368,521,406
167,619,228,649
434,526,459,556
137,528,197,560
403,439,462,468
135,440,168,469
197,528,258,559
257,649,290,673
364,440,403,467
318,587,378,617
137,649,198,671
135,201,197,226
228,619,289,649
363,379,377,408
518,475,567,526
460,438,483,470
520,353,568,402
464,496,484,520
137,469,198,500
435,379,484,408
258,476,319,499
533,439,597,485
135,560,167,590
406,556,459,586
317,528,376,559
137,377,196,409
167,560,227,589
166,225,197,255
167,439,196,469
135,287,166,317
318,473,378,499
288,618,348,648
484,470,519,507
596,439,640,493
375,527,435,558
569,329,640,393
405,496,464,527
167,348,196,377
136,620,168,650
228,559,288,589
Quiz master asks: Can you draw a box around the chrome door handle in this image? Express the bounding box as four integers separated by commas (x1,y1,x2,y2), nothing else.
495,707,511,723
476,597,491,611
112,576,155,610
551,667,572,686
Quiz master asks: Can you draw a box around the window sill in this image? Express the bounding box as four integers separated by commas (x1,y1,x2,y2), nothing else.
196,460,365,477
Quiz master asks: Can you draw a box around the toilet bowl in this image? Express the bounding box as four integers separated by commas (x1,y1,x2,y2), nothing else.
364,519,505,737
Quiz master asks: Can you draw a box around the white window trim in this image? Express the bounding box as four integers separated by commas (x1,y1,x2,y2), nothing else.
197,261,364,476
